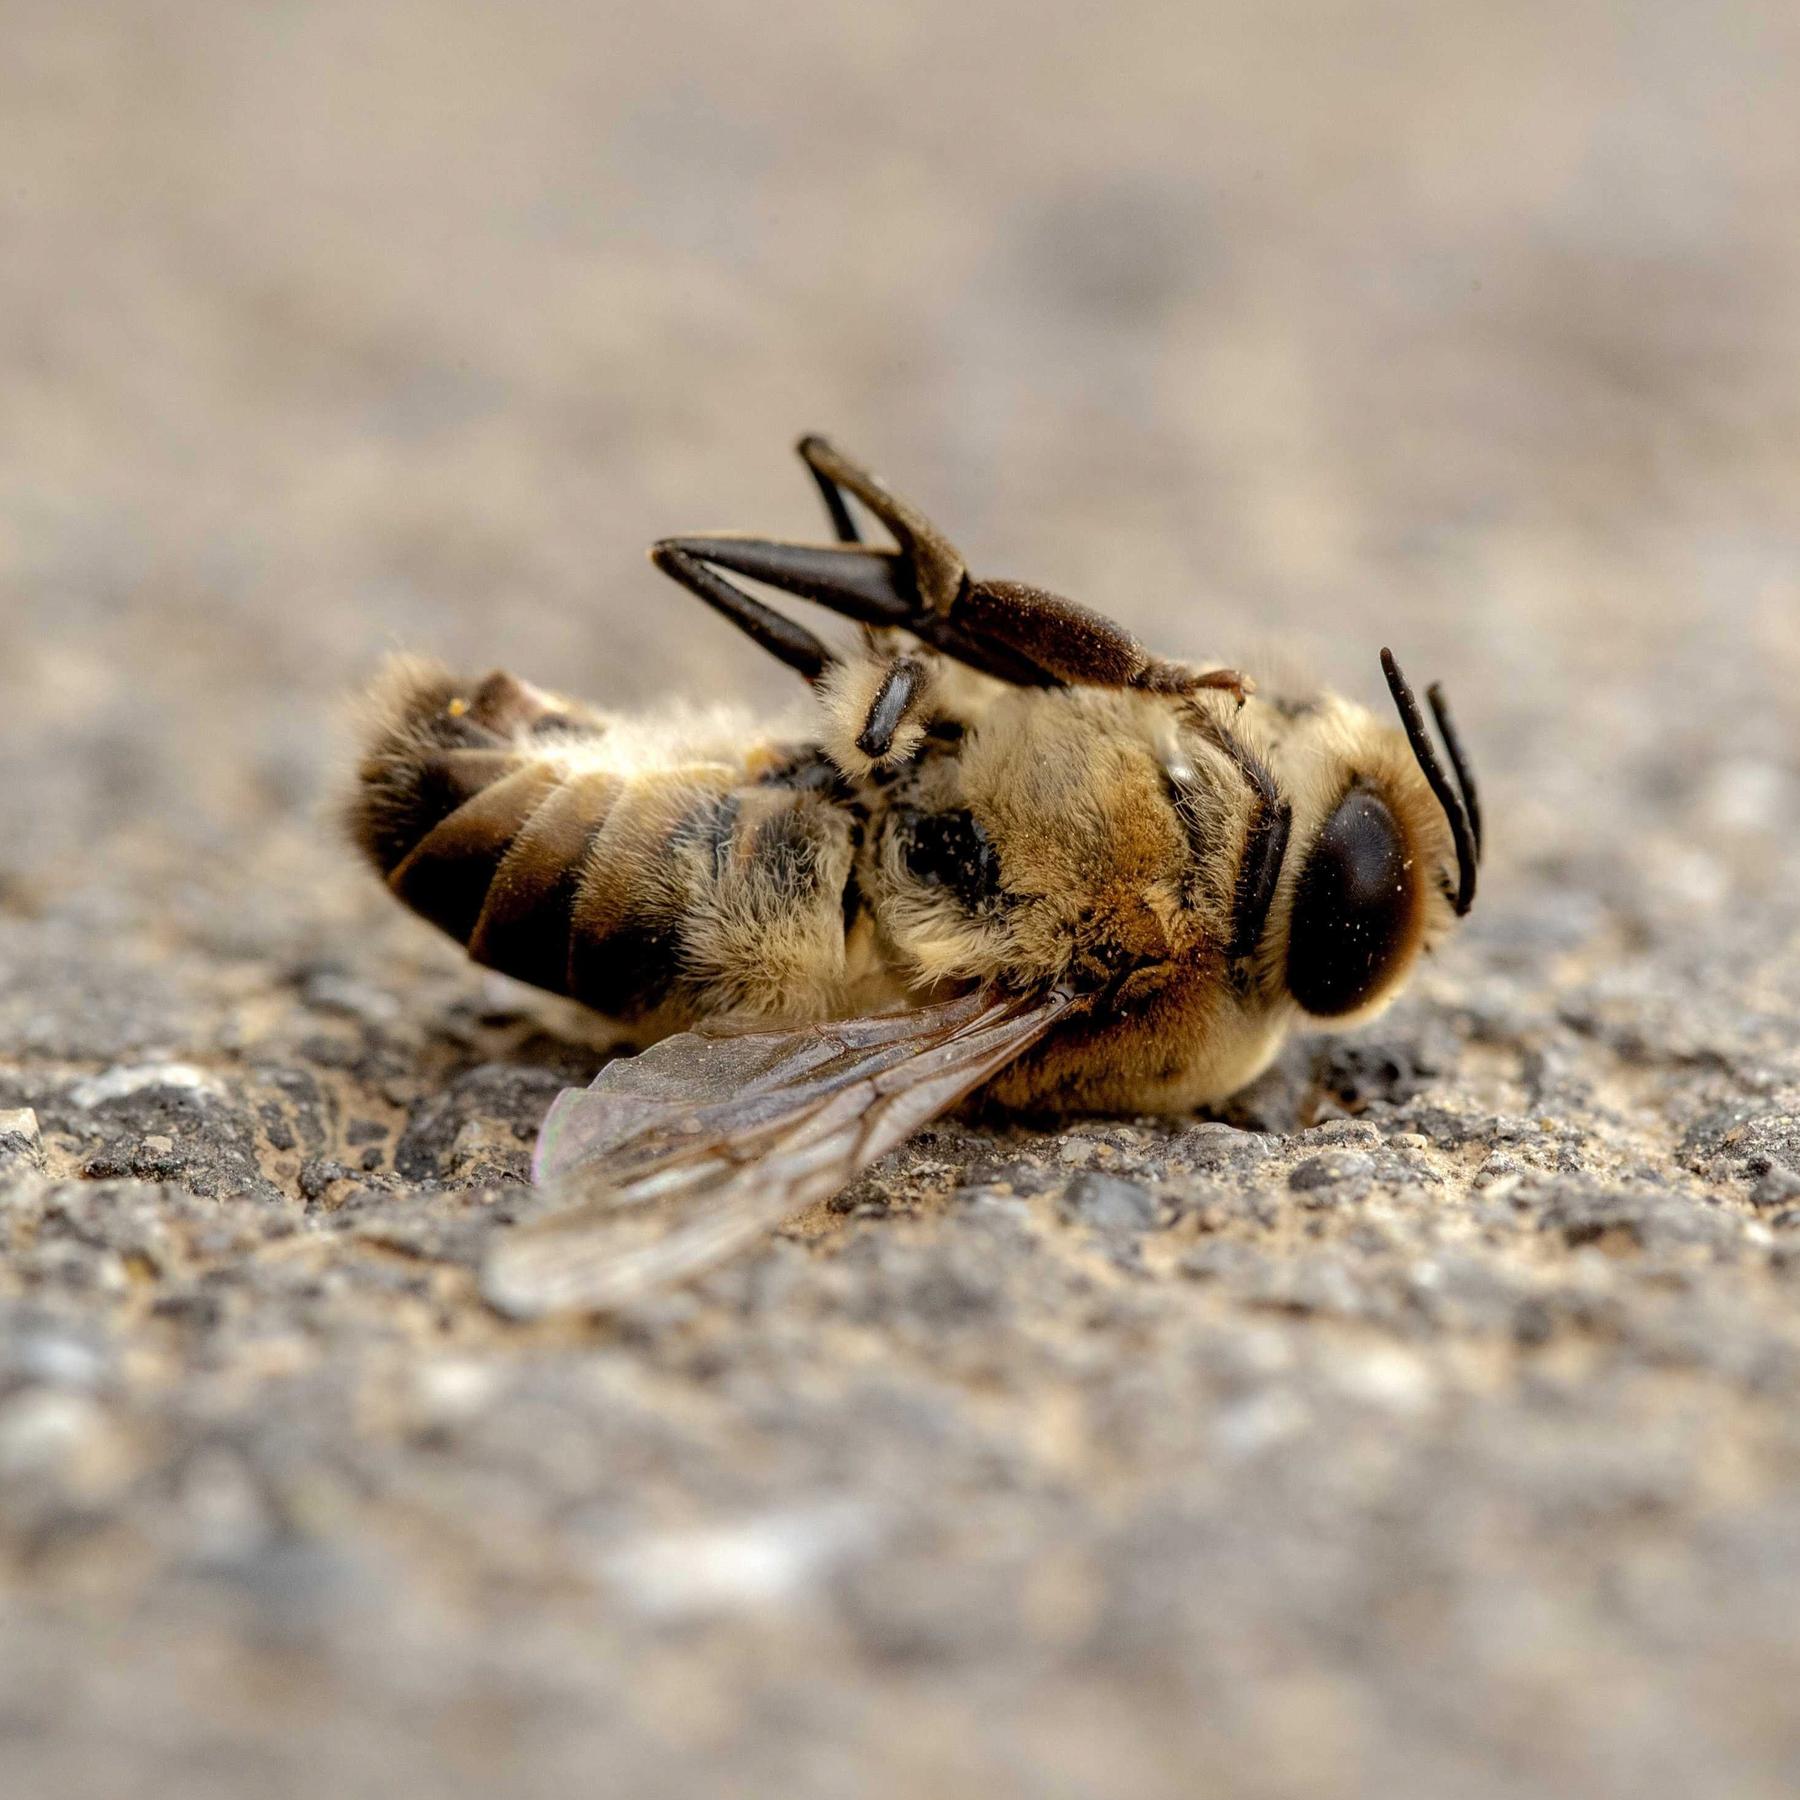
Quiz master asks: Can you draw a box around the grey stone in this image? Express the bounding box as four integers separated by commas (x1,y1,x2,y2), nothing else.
0,1109,44,1181
1060,1172,1162,1232
1531,1183,1747,1255
392,1062,576,1183
1288,1151,1376,1192
1749,1163,1800,1209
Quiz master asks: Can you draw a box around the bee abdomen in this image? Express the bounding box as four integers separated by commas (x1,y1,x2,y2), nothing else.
388,763,562,945
469,769,624,993
566,773,731,1018
350,658,859,1026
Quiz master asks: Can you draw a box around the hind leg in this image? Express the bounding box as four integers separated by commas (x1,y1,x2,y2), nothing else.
659,439,1249,696
648,542,832,682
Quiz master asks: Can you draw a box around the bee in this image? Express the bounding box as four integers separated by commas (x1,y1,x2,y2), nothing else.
345,436,1481,1315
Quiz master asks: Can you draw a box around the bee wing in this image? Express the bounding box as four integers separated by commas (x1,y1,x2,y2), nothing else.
480,987,1079,1318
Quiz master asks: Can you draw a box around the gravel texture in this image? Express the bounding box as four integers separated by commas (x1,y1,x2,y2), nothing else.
3,4,1800,1796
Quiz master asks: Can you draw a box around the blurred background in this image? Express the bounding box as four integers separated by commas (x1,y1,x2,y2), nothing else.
3,3,1800,1797
3,0,1796,919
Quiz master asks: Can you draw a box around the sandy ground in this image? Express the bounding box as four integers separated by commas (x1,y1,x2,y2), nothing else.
2,3,1799,1795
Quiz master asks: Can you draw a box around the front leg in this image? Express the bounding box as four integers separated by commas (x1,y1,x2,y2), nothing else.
818,648,944,780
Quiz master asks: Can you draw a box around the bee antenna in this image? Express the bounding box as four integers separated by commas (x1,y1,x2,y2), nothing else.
1380,648,1478,917
1424,679,1482,862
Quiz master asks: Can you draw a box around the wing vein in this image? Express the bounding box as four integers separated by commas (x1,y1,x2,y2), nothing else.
483,987,1078,1317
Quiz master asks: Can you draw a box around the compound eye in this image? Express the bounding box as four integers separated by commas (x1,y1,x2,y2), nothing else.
1285,785,1417,1017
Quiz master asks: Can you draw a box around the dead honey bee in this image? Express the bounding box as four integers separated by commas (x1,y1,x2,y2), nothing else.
346,436,1481,1314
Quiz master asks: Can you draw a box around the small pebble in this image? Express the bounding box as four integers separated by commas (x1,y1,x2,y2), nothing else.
1289,1152,1374,1192
1061,1173,1161,1232
1748,1164,1800,1209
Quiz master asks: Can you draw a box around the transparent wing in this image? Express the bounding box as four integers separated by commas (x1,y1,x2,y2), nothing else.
480,987,1080,1318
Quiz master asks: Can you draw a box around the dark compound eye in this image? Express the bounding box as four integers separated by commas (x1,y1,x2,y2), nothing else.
892,806,1003,912
1285,785,1417,1017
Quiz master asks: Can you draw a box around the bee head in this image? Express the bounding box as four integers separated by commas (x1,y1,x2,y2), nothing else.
1262,652,1480,1022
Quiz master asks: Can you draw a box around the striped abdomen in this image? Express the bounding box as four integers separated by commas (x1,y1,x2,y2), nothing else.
348,660,862,1027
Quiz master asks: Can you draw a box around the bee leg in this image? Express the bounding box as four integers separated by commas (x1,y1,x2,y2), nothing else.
956,578,1252,701
802,444,863,544
667,434,1213,692
648,542,831,683
818,648,937,776
657,533,1052,688
794,438,1250,699
794,434,968,617
654,536,915,626
854,654,929,760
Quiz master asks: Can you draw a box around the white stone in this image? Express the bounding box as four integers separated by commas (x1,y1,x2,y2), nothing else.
70,1063,222,1108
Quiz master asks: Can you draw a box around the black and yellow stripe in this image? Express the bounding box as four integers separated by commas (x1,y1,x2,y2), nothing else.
350,668,859,1022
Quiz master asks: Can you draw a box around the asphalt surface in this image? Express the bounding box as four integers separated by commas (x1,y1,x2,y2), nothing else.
2,4,1799,1796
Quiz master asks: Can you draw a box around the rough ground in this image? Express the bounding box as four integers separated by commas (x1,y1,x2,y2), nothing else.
3,4,1799,1796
